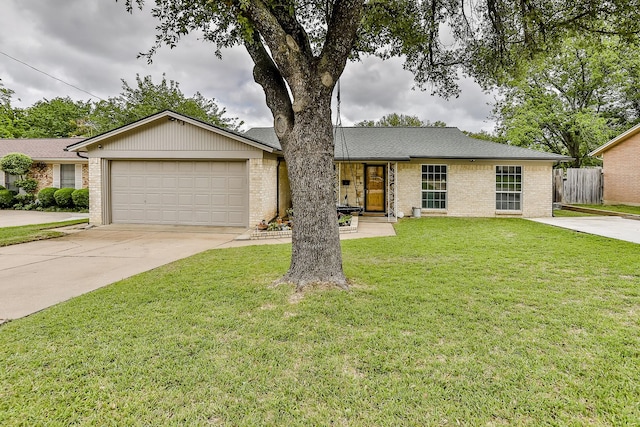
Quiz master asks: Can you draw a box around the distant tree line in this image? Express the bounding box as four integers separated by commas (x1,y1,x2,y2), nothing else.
0,74,241,139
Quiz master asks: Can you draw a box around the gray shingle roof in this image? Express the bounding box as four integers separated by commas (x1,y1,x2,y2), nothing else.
244,127,572,161
0,138,86,160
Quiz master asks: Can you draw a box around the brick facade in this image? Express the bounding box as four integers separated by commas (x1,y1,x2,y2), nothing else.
248,156,279,226
88,158,103,225
338,160,554,218
601,135,640,205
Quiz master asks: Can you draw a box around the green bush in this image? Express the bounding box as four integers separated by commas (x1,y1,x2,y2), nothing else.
0,189,15,208
0,185,5,190
12,193,37,210
53,188,75,208
16,178,39,194
0,153,32,176
72,188,89,209
38,187,59,208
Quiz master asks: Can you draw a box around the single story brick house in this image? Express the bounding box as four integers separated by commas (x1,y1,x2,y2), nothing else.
66,110,570,227
0,138,89,192
589,123,640,206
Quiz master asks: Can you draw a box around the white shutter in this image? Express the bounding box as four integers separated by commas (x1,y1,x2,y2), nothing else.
75,164,83,189
53,164,61,188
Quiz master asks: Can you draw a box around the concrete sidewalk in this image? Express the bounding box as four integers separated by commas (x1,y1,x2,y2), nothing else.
529,216,640,244
0,219,396,322
0,210,90,227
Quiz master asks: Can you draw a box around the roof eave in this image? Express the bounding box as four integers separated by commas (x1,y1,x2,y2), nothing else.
66,110,279,153
590,122,640,156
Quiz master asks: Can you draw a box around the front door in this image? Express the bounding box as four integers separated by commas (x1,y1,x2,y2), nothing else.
365,165,385,212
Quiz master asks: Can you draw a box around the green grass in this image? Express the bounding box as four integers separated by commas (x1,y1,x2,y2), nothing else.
576,204,640,216
1,218,638,426
0,219,89,247
552,209,597,217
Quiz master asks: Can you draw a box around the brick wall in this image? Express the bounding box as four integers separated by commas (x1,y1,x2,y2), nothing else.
602,135,640,205
249,157,278,226
397,160,554,218
88,158,103,225
29,163,53,192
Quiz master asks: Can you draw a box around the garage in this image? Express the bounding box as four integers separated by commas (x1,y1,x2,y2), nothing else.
111,160,248,226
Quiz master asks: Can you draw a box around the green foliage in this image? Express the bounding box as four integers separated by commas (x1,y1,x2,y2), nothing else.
15,178,38,194
494,36,636,167
12,193,36,210
355,113,428,127
71,188,89,209
0,189,15,208
53,188,75,208
91,74,241,133
21,97,94,138
37,187,59,208
0,153,32,177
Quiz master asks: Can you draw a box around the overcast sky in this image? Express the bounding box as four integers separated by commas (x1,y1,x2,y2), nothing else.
0,0,497,132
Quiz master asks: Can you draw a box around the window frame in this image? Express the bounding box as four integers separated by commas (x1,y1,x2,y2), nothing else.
495,165,523,211
421,164,447,210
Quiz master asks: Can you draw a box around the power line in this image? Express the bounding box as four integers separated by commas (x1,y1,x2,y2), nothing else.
0,50,106,101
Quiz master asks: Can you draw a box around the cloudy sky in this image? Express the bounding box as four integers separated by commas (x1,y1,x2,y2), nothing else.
0,0,497,132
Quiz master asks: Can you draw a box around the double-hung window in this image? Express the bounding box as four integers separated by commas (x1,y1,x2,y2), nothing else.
422,165,447,209
496,166,522,211
60,164,76,188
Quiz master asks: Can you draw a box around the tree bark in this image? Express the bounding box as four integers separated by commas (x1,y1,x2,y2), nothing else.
240,0,364,291
278,93,348,290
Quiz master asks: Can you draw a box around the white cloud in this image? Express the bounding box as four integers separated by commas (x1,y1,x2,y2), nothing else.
0,0,496,132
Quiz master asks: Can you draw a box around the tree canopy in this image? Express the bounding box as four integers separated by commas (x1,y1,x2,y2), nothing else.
0,75,240,138
494,36,640,167
354,113,446,127
120,0,640,289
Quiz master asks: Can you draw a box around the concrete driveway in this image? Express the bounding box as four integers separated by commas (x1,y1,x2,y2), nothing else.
0,210,90,227
0,225,245,322
529,216,640,244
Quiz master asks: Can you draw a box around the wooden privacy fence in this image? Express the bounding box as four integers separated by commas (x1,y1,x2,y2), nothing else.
553,167,603,204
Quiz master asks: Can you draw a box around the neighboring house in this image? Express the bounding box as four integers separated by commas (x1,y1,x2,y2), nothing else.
590,124,640,206
66,110,570,227
0,138,88,192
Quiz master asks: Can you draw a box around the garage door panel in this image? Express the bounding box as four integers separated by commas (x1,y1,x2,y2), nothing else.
111,160,247,226
179,177,194,188
227,162,245,174
228,177,244,190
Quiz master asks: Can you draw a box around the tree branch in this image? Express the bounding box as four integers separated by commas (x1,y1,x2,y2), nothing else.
244,33,294,143
317,0,365,88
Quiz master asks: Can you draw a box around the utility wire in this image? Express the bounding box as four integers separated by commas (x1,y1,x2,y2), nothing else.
0,50,106,101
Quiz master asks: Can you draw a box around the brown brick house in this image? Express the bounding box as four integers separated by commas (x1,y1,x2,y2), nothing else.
590,124,640,206
0,138,89,192
66,110,570,227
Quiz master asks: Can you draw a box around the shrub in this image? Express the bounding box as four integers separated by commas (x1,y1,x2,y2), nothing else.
0,189,15,208
16,178,39,194
0,185,5,190
72,188,89,209
38,187,59,208
0,153,32,176
54,188,75,208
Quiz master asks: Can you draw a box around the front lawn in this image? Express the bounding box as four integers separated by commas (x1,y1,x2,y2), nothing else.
1,218,638,425
0,219,89,247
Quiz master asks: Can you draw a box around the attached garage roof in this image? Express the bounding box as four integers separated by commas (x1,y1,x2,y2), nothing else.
245,126,572,162
65,110,280,153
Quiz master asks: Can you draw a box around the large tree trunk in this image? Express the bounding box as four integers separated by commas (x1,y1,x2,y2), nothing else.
278,92,347,291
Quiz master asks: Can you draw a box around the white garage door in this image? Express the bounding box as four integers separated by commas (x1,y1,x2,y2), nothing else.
111,161,248,226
